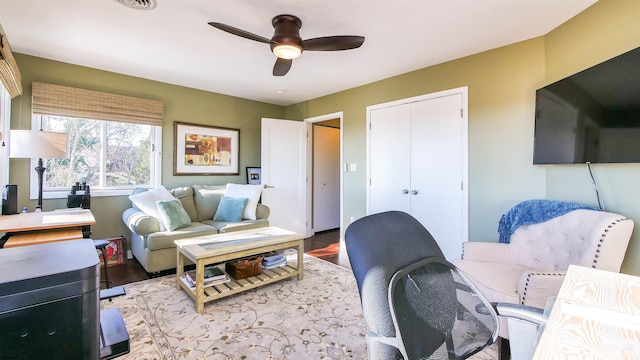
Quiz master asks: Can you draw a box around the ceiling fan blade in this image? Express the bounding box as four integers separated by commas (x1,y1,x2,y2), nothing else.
273,58,292,76
208,22,271,44
303,36,365,51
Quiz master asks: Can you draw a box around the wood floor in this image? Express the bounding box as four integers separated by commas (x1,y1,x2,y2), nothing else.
103,228,349,288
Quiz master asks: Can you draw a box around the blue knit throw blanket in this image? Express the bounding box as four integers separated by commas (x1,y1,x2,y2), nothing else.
498,199,599,243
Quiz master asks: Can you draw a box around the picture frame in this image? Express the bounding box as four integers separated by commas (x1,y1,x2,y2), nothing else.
174,121,240,175
246,167,261,185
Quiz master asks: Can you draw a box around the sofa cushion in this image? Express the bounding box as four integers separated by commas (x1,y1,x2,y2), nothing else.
156,198,192,231
145,222,219,251
213,196,248,222
129,188,148,210
128,186,175,221
169,186,198,222
193,184,226,222
453,259,527,304
225,183,262,220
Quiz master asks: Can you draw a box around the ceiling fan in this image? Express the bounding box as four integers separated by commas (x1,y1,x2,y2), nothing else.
209,14,365,76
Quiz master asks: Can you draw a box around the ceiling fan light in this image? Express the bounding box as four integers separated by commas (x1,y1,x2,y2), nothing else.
273,44,302,59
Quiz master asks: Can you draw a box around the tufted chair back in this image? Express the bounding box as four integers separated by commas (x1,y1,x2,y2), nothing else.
452,208,633,343
507,209,632,272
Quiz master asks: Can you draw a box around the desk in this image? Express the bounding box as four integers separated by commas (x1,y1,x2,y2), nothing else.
0,209,96,247
533,265,640,359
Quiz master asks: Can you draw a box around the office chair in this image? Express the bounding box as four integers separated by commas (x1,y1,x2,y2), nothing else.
345,211,499,359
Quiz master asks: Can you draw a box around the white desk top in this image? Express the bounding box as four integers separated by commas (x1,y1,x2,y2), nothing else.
533,265,640,359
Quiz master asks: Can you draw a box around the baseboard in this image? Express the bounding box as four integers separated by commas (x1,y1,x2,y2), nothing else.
127,250,133,260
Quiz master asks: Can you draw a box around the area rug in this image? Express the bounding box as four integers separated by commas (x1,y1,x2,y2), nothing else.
101,256,498,359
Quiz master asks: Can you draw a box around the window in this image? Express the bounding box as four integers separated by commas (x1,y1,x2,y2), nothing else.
35,115,161,198
29,82,164,200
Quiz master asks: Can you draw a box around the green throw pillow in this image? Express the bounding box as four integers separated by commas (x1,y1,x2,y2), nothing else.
213,196,249,222
156,198,192,231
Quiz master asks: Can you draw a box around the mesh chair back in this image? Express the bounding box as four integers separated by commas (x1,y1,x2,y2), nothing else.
389,257,498,359
346,211,446,359
345,211,498,360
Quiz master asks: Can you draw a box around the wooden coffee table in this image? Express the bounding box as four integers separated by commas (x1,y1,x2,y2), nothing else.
175,227,305,314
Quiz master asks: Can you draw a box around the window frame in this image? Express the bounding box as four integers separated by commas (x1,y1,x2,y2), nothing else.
29,114,162,200
0,83,10,190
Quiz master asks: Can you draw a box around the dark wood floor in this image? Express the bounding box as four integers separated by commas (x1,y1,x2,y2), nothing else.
103,228,349,288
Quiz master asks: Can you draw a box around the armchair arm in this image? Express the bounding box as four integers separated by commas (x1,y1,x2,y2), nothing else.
256,203,270,220
517,271,566,308
461,242,513,263
122,208,161,236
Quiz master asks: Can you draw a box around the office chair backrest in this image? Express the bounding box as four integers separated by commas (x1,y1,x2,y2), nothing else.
346,211,498,359
390,257,497,359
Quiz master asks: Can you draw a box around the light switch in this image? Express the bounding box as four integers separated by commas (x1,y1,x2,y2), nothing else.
349,163,357,172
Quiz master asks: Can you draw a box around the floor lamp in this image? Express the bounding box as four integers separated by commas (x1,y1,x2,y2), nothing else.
9,130,69,211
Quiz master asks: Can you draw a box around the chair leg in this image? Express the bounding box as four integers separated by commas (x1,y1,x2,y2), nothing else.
98,246,113,289
498,337,511,360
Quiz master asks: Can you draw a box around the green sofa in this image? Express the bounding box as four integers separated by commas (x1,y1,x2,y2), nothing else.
122,184,269,273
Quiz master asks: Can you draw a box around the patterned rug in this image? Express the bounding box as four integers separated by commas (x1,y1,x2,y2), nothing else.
101,256,497,359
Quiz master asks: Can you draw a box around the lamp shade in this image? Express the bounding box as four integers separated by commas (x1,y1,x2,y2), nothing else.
272,44,302,59
9,130,69,159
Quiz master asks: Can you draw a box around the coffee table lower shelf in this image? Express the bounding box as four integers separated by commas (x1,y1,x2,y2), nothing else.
178,263,300,302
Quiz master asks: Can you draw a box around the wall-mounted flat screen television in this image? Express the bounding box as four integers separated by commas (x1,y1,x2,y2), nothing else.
533,46,640,164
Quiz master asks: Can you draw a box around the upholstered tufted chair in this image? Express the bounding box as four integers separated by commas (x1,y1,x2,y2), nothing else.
452,208,634,356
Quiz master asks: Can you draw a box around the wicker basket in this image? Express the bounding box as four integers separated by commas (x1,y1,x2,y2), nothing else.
225,256,263,280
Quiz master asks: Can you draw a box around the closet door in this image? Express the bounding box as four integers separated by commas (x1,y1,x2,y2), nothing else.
409,94,464,260
369,104,411,214
367,88,467,261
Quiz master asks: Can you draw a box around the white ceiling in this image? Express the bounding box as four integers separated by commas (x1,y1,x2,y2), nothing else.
0,0,597,106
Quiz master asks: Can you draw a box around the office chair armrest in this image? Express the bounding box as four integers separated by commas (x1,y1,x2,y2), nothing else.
461,242,512,262
495,303,545,325
517,271,566,308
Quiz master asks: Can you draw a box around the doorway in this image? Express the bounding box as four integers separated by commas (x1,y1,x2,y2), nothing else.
312,119,340,232
305,112,343,237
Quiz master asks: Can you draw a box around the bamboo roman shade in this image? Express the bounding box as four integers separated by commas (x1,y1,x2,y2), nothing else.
0,34,23,98
32,82,164,126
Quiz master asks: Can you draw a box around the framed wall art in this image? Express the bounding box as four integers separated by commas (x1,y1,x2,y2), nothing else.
246,167,261,185
174,121,240,175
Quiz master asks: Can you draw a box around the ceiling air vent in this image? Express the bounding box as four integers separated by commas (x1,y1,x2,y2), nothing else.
117,0,157,10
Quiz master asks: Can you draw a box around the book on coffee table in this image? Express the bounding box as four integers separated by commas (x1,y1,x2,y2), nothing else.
185,266,229,287
181,274,230,289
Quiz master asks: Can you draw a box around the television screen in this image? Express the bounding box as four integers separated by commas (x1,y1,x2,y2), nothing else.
533,46,640,164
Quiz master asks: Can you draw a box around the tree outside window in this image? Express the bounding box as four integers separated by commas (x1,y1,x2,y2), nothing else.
41,115,155,190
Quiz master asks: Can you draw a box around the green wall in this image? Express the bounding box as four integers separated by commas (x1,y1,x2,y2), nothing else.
8,0,640,275
285,0,640,275
10,54,284,243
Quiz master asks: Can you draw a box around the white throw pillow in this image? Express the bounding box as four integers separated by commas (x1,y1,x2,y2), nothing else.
225,183,262,220
129,186,175,220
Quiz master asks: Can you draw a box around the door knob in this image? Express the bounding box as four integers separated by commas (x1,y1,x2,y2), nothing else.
263,184,275,189
411,190,418,195
401,189,409,194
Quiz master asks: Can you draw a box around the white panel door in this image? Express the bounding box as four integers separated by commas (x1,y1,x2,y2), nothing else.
410,94,463,260
313,125,340,232
261,118,308,235
369,104,411,214
367,88,468,261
